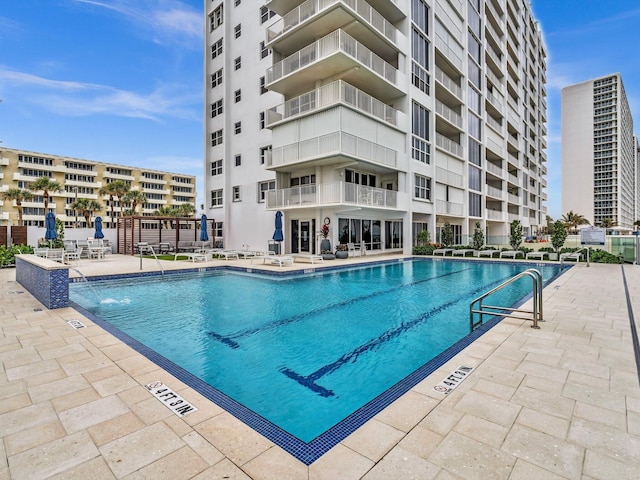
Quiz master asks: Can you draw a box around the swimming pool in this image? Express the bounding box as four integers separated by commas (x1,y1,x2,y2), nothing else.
70,258,564,463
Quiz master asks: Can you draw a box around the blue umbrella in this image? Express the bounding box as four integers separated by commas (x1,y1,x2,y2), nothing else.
200,214,209,242
272,211,284,242
94,216,104,239
45,212,57,240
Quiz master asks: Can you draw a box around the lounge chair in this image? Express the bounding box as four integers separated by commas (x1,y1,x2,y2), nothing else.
292,253,324,264
211,250,239,261
525,251,547,260
433,248,454,256
499,250,522,259
46,248,65,263
560,251,582,262
477,250,499,258
174,252,207,262
452,249,475,257
251,255,293,267
64,247,83,265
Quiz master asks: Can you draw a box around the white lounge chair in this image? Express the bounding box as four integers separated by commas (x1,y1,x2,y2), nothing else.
251,255,293,267
477,250,499,258
46,248,65,263
174,252,207,262
525,251,547,260
452,249,475,257
499,250,522,259
433,248,454,256
292,253,324,264
560,251,582,262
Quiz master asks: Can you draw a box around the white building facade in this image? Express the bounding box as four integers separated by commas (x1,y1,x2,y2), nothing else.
562,73,636,230
204,0,548,254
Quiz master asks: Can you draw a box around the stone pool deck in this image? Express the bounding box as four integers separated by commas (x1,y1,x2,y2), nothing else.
1,254,639,479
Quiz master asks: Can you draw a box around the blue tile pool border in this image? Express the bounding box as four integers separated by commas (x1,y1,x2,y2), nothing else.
69,258,570,465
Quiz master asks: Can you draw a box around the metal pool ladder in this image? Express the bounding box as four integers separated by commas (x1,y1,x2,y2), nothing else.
470,268,543,331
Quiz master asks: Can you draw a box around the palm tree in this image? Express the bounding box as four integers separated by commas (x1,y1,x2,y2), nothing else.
2,188,33,226
153,205,176,229
599,218,616,229
100,180,130,228
28,176,63,213
123,190,147,215
561,211,590,234
71,198,102,227
634,220,640,231
175,203,196,217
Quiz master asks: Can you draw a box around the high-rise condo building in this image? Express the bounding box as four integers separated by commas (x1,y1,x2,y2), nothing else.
562,73,636,230
204,0,548,254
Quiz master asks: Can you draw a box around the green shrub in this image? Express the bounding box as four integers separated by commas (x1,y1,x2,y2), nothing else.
0,244,34,267
589,249,622,264
413,245,434,256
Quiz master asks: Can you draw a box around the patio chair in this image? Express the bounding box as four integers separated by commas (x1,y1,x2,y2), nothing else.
347,243,362,257
46,248,65,263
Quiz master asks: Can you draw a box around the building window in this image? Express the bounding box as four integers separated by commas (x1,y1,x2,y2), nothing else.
260,76,267,94
211,39,223,59
211,189,223,207
412,101,431,163
260,41,270,59
412,62,430,94
210,4,223,31
259,111,265,129
260,145,272,165
258,180,275,202
232,186,241,202
211,99,223,118
234,24,241,38
235,154,241,166
414,174,431,200
412,0,429,34
234,121,242,134
234,56,241,70
211,159,223,176
211,68,223,88
260,5,275,24
211,129,223,147
234,89,241,103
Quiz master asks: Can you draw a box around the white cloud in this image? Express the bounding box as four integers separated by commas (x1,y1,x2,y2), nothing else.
71,0,202,47
0,67,200,121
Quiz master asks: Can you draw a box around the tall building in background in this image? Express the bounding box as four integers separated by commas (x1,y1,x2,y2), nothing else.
205,0,548,254
562,73,636,230
0,148,197,227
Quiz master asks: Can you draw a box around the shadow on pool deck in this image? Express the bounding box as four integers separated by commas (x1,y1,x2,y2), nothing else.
1,255,639,479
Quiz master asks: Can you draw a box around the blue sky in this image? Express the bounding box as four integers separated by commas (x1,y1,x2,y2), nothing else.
1,1,639,220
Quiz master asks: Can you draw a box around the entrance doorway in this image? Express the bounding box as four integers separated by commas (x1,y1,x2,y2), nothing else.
290,219,316,254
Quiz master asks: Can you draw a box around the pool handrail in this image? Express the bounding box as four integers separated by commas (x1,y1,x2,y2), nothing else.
469,268,543,331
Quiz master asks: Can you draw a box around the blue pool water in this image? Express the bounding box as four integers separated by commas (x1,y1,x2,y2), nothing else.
69,259,563,462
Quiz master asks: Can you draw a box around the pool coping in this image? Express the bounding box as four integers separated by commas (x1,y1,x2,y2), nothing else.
69,258,570,465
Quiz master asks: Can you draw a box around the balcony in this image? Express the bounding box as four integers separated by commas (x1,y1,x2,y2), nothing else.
103,172,135,181
435,66,462,99
435,133,463,158
507,192,519,204
266,29,403,100
435,167,464,188
267,0,399,56
0,157,10,166
485,184,505,200
435,100,463,129
139,176,168,185
266,181,401,210
268,131,397,170
436,200,463,216
266,80,399,128
486,162,504,178
486,209,505,221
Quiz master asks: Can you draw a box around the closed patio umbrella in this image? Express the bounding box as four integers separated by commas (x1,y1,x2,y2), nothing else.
200,214,209,242
45,212,57,241
272,210,283,254
94,216,104,239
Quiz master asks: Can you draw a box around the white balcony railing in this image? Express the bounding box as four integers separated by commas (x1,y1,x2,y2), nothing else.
266,182,398,209
435,133,463,158
486,209,505,221
267,29,397,85
266,79,398,127
436,200,463,216
435,100,463,128
435,66,462,99
435,167,464,188
270,131,397,168
486,162,504,177
485,184,504,199
267,0,397,45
